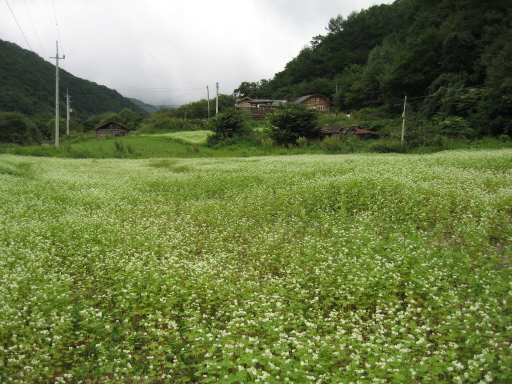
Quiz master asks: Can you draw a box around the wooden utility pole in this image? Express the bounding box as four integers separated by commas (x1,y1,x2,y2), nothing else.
51,41,65,148
401,95,407,145
215,82,219,115
66,89,71,136
207,85,210,118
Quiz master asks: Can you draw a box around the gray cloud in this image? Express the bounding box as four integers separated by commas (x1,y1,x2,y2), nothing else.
1,0,393,106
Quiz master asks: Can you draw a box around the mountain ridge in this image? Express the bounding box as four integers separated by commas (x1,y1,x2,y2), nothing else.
0,39,146,120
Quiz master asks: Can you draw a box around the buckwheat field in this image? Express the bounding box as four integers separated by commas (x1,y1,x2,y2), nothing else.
1,150,511,383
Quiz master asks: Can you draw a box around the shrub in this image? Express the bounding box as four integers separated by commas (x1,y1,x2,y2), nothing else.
268,104,321,146
368,139,406,153
436,116,475,137
0,112,42,145
138,116,206,134
113,139,135,155
321,136,345,153
207,108,251,144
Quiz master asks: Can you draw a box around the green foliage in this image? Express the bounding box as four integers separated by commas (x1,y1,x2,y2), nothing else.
127,98,160,114
234,1,511,138
118,108,146,129
0,39,146,120
113,139,136,156
234,81,260,98
436,116,475,137
441,31,478,74
320,135,367,154
367,139,406,153
138,109,206,133
0,111,42,145
45,117,67,141
207,108,251,144
333,65,369,111
268,103,321,146
387,27,445,97
173,94,236,119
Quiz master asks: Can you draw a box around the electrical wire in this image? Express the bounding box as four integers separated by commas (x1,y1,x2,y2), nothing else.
399,76,512,103
4,0,34,52
24,0,46,59
50,0,65,55
4,0,55,81
107,85,207,93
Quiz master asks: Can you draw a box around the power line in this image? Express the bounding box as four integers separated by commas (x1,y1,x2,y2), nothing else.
4,0,34,52
108,84,207,93
403,76,512,103
50,0,65,55
3,0,55,82
24,0,46,58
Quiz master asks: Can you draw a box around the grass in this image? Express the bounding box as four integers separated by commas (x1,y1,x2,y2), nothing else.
2,131,512,159
142,130,212,144
0,149,511,383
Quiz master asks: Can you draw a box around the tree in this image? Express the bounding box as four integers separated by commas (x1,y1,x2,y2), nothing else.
0,111,42,145
208,108,251,143
326,14,345,34
119,108,146,129
386,27,444,97
268,103,321,146
173,94,236,119
234,82,259,98
441,31,477,74
45,117,67,140
333,64,371,111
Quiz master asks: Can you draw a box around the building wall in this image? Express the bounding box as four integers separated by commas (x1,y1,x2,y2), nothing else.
96,129,129,139
300,96,331,113
236,99,252,110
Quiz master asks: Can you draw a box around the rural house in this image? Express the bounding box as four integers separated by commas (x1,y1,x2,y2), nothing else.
93,121,131,139
321,125,380,139
289,94,332,113
235,94,332,119
235,97,287,120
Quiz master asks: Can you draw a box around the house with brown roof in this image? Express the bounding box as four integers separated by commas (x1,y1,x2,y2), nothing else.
93,121,131,139
289,94,332,113
235,97,287,119
235,94,332,119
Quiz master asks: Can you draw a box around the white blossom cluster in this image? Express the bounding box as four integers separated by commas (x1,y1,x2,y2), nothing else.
0,149,511,383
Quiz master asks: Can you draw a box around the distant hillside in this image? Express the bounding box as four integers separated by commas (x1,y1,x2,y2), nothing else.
235,0,512,136
128,98,160,114
0,39,145,120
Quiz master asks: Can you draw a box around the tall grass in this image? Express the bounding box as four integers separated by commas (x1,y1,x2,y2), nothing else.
138,117,209,133
2,133,512,159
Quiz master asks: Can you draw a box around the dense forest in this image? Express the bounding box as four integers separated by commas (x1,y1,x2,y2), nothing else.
235,0,512,137
0,39,145,120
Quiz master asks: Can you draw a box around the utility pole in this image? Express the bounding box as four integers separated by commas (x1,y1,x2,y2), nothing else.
215,82,219,115
401,95,407,145
207,85,210,118
51,41,65,148
66,89,71,135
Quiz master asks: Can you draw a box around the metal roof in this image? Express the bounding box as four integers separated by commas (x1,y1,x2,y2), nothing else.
321,125,379,135
93,121,131,131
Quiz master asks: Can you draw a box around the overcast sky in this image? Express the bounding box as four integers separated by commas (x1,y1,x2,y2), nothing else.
2,0,394,107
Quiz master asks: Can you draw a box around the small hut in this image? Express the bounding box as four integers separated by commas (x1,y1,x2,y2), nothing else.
93,121,131,139
321,125,379,139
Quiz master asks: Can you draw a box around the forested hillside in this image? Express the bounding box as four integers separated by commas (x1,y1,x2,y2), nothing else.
236,0,512,136
0,39,145,120
128,98,160,115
